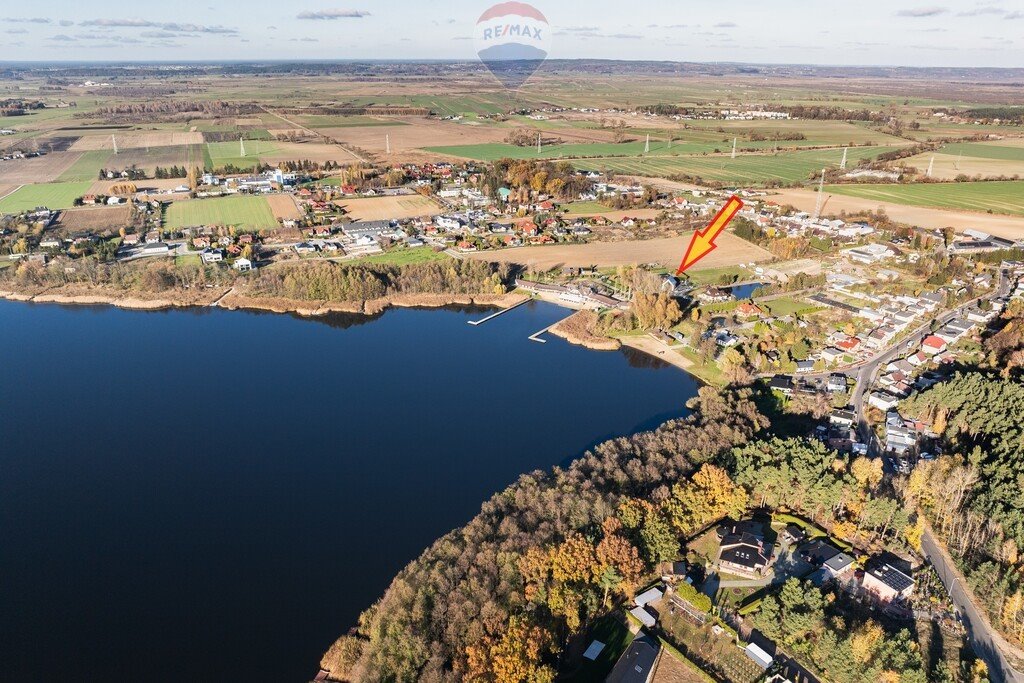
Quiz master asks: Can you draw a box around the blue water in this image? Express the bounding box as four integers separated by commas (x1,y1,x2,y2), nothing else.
0,299,697,682
728,282,767,300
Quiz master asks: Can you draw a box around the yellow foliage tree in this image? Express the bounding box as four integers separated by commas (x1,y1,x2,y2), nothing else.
665,464,747,535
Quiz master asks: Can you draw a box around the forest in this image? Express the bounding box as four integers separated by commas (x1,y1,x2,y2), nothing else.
320,384,931,682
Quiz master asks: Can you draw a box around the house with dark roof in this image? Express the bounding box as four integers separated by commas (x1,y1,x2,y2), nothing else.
718,531,770,577
863,560,915,602
606,635,660,683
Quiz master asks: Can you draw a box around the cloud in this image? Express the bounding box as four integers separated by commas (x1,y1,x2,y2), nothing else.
296,9,370,20
895,6,948,16
140,31,180,39
1007,10,1024,18
48,34,76,42
5,28,29,34
79,19,237,34
288,36,320,42
59,19,72,27
957,5,1006,15
714,21,738,27
5,17,50,24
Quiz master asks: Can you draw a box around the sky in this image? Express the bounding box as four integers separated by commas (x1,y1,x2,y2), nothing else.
0,0,1021,67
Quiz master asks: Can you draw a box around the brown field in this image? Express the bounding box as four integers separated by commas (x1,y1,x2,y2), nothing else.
466,232,773,270
321,117,509,156
56,205,131,232
903,152,1024,180
266,194,303,220
69,132,204,151
0,184,17,201
111,144,202,173
339,194,442,221
771,188,1024,240
649,649,709,683
0,152,83,184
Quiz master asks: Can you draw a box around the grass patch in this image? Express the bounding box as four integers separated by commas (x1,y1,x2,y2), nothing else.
165,195,278,231
175,254,202,267
563,200,615,215
760,297,823,317
571,616,632,683
346,248,450,266
826,180,1024,216
0,182,92,213
204,140,286,170
58,150,112,182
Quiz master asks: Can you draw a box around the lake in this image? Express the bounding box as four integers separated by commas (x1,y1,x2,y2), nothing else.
727,282,767,300
0,299,698,682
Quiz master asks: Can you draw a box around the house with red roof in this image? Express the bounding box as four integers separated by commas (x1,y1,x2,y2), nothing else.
921,335,948,355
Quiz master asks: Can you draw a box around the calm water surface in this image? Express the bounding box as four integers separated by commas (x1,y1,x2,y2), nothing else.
0,299,697,682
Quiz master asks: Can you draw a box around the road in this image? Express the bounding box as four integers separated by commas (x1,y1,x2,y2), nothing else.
922,528,1024,683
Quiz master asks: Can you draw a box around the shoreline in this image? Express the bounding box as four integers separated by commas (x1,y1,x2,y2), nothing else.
0,285,703,379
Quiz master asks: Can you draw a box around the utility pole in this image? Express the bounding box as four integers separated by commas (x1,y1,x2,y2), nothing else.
240,135,246,158
813,168,826,222
927,156,935,178
731,137,737,159
644,134,650,154
386,134,391,155
112,135,118,155
840,147,848,170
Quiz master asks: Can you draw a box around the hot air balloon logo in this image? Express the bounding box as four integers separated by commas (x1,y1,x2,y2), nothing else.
474,2,551,90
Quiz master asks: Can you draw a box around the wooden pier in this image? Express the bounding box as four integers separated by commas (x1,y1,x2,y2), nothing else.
467,297,531,326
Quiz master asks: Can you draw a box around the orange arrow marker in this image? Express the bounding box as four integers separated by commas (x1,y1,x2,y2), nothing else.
676,195,744,275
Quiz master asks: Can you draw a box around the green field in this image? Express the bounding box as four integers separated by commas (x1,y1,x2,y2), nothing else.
204,140,286,170
584,146,893,185
58,150,112,182
424,138,883,162
347,248,450,266
297,115,410,129
935,142,1024,162
827,180,1024,216
0,182,92,213
165,195,278,230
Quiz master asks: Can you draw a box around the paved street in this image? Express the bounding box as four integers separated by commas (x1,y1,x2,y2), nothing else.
922,528,1024,683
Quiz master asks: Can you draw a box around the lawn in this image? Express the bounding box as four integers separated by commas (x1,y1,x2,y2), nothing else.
0,182,92,213
570,616,633,683
826,180,1024,216
759,297,823,317
564,200,614,215
165,196,278,231
58,150,112,182
347,248,450,266
296,115,409,129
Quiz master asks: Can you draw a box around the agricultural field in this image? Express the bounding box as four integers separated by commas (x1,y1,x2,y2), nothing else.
465,233,772,270
109,144,204,174
826,180,1024,216
294,115,410,129
0,182,92,213
0,153,83,184
585,146,893,185
164,195,278,231
56,205,132,232
265,194,303,221
338,194,442,221
57,150,113,182
69,132,204,151
203,140,286,170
